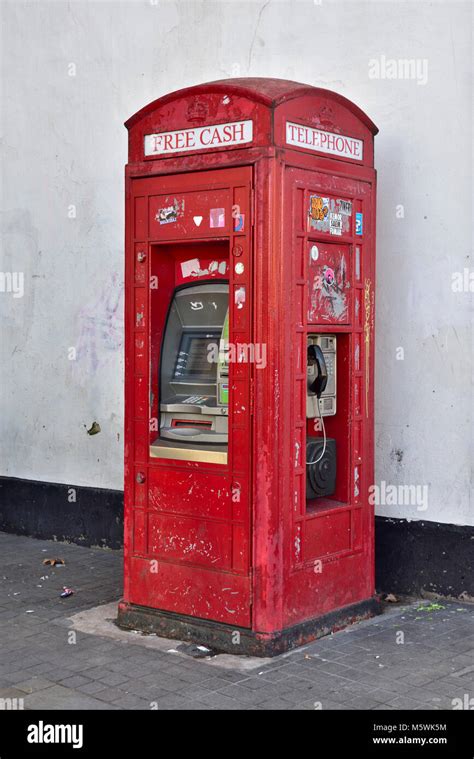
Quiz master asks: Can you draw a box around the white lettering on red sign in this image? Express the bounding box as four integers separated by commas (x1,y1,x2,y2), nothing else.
144,120,253,157
286,121,363,161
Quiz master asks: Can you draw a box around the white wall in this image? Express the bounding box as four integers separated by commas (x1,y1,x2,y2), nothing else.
1,0,472,525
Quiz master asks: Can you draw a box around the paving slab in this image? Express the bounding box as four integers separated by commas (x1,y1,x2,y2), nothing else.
0,531,473,710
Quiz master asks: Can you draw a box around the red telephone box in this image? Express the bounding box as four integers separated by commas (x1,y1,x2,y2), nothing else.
118,78,379,655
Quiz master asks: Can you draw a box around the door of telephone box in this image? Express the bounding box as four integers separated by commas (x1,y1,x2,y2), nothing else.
125,166,253,627
282,164,375,626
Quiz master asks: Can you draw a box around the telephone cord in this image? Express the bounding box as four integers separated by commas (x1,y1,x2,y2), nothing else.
306,395,327,465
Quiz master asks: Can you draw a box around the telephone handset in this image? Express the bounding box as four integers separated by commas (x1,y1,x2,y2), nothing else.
306,335,337,418
307,344,328,398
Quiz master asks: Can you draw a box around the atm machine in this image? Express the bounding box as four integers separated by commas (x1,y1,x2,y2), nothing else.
159,283,229,448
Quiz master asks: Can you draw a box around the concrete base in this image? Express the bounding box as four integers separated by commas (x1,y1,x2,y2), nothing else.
117,597,382,657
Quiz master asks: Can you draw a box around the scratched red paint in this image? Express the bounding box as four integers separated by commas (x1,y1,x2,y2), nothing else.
121,79,377,643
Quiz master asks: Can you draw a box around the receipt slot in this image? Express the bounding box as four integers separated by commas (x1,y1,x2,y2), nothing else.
118,79,379,655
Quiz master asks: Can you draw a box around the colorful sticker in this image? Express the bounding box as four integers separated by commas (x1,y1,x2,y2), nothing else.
307,241,350,323
323,266,335,285
356,212,363,236
329,212,342,236
309,195,330,223
308,195,351,235
234,213,245,232
210,207,226,228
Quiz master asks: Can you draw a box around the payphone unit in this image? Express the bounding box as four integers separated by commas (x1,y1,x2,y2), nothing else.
306,334,337,418
119,78,378,655
306,334,337,499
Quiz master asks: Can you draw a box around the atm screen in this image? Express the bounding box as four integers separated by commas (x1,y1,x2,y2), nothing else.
173,331,220,380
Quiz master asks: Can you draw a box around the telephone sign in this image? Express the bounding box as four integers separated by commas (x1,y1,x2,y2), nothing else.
286,121,364,160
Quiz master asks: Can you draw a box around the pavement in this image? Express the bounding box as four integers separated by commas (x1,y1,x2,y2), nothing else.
0,531,473,711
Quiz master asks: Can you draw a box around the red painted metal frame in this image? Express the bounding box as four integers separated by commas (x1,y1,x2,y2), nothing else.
122,78,377,647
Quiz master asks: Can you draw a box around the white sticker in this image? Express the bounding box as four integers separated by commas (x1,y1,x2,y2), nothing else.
180,258,201,278
338,200,352,216
235,262,245,275
329,212,342,236
235,286,246,309
310,245,319,261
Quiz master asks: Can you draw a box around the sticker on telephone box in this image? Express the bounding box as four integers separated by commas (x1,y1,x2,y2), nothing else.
156,198,184,225
309,195,350,235
329,212,342,236
234,214,245,232
210,208,226,228
309,195,330,225
338,199,352,215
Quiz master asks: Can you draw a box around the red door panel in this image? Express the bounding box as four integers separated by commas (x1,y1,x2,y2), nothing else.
308,241,351,324
282,164,374,627
125,166,253,627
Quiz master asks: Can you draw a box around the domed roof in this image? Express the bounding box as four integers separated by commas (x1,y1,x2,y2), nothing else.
126,77,378,134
